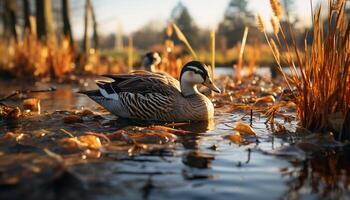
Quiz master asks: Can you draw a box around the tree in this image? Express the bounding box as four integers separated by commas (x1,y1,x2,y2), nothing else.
90,1,99,49
170,2,199,49
61,0,74,46
217,0,259,47
3,0,18,42
22,0,31,33
133,22,163,50
36,0,54,41
82,0,91,55
83,0,99,54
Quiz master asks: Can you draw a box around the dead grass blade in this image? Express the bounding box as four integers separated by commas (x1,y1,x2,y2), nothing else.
172,23,198,59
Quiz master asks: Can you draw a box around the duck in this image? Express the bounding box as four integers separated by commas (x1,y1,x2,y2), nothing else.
142,52,161,72
80,60,221,122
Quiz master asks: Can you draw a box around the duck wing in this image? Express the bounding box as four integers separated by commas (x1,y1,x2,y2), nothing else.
101,71,180,95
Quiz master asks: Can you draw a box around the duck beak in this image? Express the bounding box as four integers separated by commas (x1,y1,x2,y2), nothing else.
203,78,221,93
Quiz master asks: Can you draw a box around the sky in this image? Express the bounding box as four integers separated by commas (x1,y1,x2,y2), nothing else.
71,0,321,38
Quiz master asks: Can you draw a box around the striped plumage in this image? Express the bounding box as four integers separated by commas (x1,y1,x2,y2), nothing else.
80,61,221,122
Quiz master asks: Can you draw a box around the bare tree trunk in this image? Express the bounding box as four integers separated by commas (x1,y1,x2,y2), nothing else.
4,0,18,42
1,1,8,37
36,0,54,41
89,1,99,49
22,0,31,33
61,0,74,47
82,0,90,55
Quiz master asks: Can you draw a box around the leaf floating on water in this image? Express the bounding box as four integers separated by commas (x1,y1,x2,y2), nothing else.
149,125,191,134
254,95,275,104
78,135,102,150
234,122,256,135
23,98,41,114
226,132,242,144
60,135,102,151
108,128,177,144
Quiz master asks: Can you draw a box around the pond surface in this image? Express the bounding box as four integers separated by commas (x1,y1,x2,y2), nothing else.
0,76,349,200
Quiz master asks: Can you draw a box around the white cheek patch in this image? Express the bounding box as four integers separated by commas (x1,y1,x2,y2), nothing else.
181,71,204,84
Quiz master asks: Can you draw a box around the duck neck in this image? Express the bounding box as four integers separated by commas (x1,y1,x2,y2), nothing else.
145,64,156,72
181,81,199,97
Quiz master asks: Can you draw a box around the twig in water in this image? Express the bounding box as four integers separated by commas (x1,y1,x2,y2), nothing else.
250,109,253,126
0,87,56,102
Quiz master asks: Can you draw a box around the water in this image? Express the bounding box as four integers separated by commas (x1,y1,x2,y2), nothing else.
0,77,349,200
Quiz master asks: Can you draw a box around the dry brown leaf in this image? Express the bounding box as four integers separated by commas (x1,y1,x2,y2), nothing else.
226,132,242,144
149,125,191,134
60,135,102,151
108,130,177,144
254,95,276,104
78,135,102,150
234,122,256,135
23,98,41,113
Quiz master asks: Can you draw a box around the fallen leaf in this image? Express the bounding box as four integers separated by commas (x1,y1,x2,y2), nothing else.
59,135,102,151
149,125,191,134
23,98,41,113
254,95,276,104
234,122,256,135
108,129,177,144
78,135,102,150
226,132,242,143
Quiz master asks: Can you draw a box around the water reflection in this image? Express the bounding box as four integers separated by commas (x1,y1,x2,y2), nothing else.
283,148,350,199
183,151,214,169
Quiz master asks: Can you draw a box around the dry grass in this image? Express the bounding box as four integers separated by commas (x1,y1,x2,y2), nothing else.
263,0,350,132
0,33,74,81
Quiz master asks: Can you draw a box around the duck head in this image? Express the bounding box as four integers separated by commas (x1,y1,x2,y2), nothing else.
180,61,221,96
143,52,161,72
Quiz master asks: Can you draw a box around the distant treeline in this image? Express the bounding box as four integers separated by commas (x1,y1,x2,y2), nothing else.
1,0,350,52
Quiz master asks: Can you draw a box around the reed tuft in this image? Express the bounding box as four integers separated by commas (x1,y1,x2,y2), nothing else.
270,16,280,36
270,0,283,19
257,14,266,33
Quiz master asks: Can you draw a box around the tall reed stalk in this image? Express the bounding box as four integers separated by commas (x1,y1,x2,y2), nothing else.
127,36,133,72
235,27,249,81
210,30,216,79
